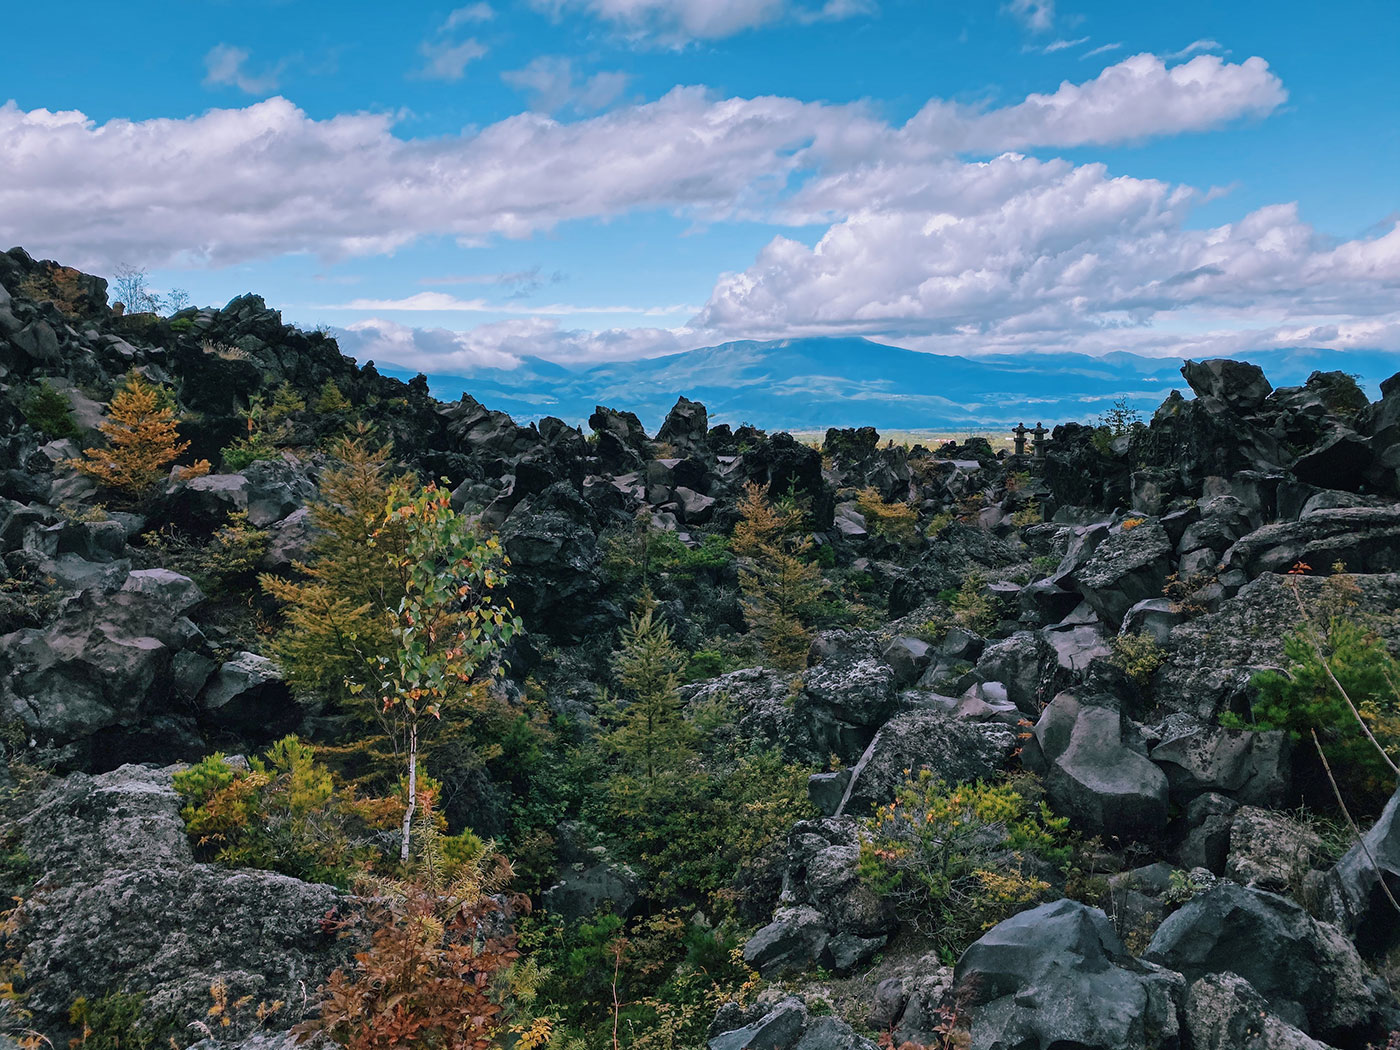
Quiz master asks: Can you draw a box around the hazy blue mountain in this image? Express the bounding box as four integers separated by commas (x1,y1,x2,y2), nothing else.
372,337,1400,432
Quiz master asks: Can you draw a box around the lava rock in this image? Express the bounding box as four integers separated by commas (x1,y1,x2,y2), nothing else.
1321,783,1400,957
953,898,1184,1050
1145,883,1382,1045
1032,691,1170,838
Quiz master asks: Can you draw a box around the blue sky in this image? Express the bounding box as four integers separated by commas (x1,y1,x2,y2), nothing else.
2,0,1397,374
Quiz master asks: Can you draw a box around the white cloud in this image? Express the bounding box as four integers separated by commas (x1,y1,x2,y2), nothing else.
1080,42,1122,59
202,45,281,95
0,90,859,266
1167,38,1226,60
0,53,1293,293
532,0,869,41
323,291,695,315
1039,36,1089,53
443,3,495,29
420,267,566,298
1005,0,1054,33
502,57,630,113
907,53,1285,153
416,38,488,80
335,317,694,371
693,162,1400,357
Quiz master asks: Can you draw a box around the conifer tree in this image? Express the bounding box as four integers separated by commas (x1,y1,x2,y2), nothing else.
260,428,413,709
732,481,824,671
69,372,189,495
603,601,696,783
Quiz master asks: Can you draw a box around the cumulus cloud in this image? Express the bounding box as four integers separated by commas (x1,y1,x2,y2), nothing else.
532,0,869,41
693,161,1400,356
502,57,630,113
908,53,1286,152
0,54,1288,270
0,90,861,266
202,45,281,95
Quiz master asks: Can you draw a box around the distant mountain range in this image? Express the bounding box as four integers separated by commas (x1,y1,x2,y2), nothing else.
372,337,1400,432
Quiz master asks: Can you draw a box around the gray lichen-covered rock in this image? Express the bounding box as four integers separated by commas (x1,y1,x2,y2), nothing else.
119,568,205,615
838,708,1016,817
742,906,832,978
1183,972,1332,1050
15,764,350,1031
1156,572,1400,721
1069,517,1174,627
542,859,640,922
1224,807,1324,895
798,658,898,763
953,898,1184,1050
1145,883,1382,1045
1221,507,1400,581
1149,718,1290,806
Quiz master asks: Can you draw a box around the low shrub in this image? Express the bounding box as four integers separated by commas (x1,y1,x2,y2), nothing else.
173,737,375,887
1110,633,1166,688
19,380,79,440
858,772,1069,953
855,488,920,546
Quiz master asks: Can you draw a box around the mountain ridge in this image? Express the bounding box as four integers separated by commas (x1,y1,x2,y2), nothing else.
370,336,1400,431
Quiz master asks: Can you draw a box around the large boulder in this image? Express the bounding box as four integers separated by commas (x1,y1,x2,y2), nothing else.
741,907,832,978
708,996,876,1050
1183,972,1332,1050
969,630,1069,715
1149,717,1290,807
1068,518,1174,627
0,589,207,769
15,765,350,1032
542,859,640,923
795,658,898,764
498,483,604,642
119,568,205,615
953,899,1184,1050
163,473,251,532
837,709,1016,817
1031,690,1169,839
1145,883,1382,1045
1182,359,1273,413
1320,783,1400,957
1221,507,1400,581
1224,807,1324,895
197,651,299,745
588,405,649,472
1156,572,1400,721
655,396,710,457
684,667,810,761
743,817,895,977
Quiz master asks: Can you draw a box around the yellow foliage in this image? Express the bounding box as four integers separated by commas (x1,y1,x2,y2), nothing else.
855,487,920,545
67,373,190,495
733,482,824,671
